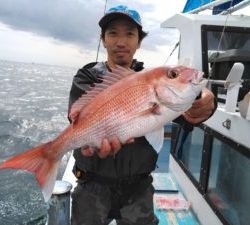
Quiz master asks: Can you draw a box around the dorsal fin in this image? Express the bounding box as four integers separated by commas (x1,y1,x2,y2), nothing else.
69,65,135,122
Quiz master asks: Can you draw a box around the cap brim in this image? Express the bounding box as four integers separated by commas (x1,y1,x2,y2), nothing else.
99,12,142,28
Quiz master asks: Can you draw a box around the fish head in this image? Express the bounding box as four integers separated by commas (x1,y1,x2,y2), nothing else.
155,65,207,112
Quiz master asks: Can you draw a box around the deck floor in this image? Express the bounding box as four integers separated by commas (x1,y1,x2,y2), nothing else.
152,172,200,225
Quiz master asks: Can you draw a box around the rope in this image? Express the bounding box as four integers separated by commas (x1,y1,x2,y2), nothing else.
208,0,234,79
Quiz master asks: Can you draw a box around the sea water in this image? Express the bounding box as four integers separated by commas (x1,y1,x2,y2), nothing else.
0,60,76,224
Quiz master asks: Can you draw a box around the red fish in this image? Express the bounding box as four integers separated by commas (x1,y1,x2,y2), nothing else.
0,65,206,201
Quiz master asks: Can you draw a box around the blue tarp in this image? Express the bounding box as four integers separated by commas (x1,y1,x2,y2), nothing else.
182,0,215,13
182,0,244,13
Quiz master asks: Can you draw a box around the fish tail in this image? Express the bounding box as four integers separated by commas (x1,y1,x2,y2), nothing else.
0,142,60,202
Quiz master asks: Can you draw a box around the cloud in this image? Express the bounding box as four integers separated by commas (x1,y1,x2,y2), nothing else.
0,0,160,50
0,0,105,49
142,27,180,51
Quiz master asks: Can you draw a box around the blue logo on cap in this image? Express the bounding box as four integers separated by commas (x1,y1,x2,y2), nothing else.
106,5,142,27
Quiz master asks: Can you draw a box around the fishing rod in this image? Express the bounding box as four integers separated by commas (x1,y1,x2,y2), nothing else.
163,41,179,65
95,0,108,62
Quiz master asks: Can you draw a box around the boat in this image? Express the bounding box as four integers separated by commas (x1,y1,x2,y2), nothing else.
47,1,250,225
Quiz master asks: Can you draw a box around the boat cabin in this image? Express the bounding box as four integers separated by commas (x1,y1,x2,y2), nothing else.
160,12,250,225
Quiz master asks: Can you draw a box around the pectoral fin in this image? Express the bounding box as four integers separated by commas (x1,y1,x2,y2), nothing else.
136,102,161,117
145,127,164,153
151,102,161,115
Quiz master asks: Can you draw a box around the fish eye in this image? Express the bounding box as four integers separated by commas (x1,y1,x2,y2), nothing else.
167,69,179,79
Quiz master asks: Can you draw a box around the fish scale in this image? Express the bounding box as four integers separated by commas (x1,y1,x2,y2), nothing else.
71,83,153,146
69,92,140,150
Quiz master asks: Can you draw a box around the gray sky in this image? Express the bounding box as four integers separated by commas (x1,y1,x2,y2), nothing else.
0,0,186,67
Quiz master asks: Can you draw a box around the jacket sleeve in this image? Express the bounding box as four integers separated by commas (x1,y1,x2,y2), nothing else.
68,67,101,122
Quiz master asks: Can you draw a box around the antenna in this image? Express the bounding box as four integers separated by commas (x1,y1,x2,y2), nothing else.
95,0,108,62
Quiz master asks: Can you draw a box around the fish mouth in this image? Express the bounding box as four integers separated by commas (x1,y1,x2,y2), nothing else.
191,71,205,85
191,78,208,88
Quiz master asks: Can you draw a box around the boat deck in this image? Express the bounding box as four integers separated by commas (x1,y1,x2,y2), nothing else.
152,172,200,225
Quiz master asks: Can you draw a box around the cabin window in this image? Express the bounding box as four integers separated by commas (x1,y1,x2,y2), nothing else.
172,126,205,183
207,137,250,225
201,25,250,103
207,30,250,52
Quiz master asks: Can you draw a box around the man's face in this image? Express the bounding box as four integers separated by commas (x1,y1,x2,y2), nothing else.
102,18,140,68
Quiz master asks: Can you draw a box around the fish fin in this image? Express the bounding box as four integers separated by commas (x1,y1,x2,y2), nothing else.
151,102,161,115
145,127,164,153
69,65,136,122
0,142,59,202
69,109,81,123
136,102,161,117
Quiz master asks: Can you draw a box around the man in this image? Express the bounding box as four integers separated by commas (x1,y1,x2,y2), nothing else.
68,5,215,225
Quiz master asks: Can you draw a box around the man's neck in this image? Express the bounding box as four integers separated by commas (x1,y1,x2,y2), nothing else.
106,60,133,70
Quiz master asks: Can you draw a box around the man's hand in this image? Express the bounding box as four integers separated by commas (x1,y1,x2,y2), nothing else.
183,88,215,124
81,137,134,158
